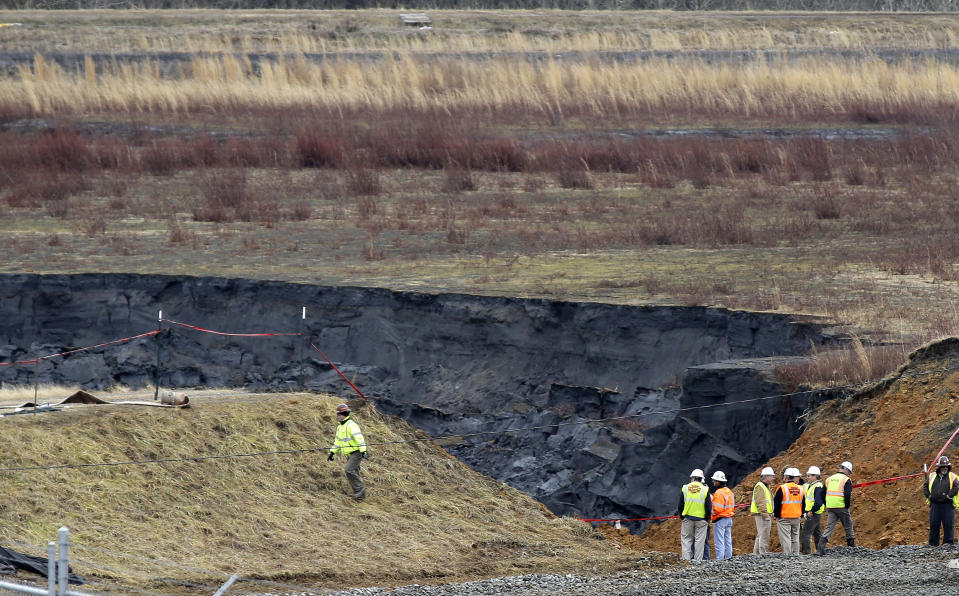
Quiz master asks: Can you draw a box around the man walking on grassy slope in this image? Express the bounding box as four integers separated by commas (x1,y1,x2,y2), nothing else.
816,461,855,554
923,455,959,546
800,466,825,555
751,466,775,554
328,403,368,500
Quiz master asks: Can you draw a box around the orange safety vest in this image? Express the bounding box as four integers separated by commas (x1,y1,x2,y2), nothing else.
711,486,735,521
778,482,803,518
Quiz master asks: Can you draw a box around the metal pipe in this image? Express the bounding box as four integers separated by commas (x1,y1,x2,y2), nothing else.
0,579,51,595
212,573,239,596
57,527,68,596
47,542,56,596
153,310,162,400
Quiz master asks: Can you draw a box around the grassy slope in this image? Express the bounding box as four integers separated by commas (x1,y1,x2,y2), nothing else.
635,338,959,555
0,393,649,593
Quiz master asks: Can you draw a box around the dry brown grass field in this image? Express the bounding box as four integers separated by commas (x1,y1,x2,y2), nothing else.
1,10,959,356
3,11,959,592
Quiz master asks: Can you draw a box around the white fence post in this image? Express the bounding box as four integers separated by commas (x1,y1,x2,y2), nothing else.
47,542,56,596
56,528,68,596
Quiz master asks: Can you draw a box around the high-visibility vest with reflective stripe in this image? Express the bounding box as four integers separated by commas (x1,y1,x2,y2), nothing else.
805,480,824,515
711,486,735,520
682,481,709,518
331,417,366,455
825,473,850,508
925,472,959,508
750,481,773,514
778,482,803,518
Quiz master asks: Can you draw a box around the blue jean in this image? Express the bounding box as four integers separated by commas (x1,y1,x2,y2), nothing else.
713,517,733,559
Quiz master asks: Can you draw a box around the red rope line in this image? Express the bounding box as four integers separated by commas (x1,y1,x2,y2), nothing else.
161,318,302,337
308,340,368,401
0,329,161,366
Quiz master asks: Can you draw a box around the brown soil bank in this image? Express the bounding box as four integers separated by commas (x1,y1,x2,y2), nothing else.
637,337,959,554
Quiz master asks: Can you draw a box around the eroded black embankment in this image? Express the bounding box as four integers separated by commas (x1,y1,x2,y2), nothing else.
0,274,845,525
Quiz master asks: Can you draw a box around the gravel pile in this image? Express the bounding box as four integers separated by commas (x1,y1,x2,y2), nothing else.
250,545,959,596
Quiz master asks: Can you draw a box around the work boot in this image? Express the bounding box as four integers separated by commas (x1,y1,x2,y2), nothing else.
846,538,856,547
815,539,826,555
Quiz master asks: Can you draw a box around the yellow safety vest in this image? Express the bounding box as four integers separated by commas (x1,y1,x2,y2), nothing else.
804,480,825,515
750,481,773,514
330,417,366,456
681,481,709,518
925,472,959,508
825,473,849,509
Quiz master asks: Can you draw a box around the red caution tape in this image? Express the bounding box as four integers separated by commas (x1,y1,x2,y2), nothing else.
162,318,302,337
0,329,161,366
39,329,162,360
853,472,925,489
308,341,368,402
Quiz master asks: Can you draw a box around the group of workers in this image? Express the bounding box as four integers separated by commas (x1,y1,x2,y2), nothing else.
325,403,959,552
681,455,959,560
679,461,856,561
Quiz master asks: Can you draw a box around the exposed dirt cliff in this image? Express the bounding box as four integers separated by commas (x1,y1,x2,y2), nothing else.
636,337,959,553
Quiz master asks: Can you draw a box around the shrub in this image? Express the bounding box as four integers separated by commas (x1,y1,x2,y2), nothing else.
773,339,907,392
199,169,247,209
35,129,93,172
295,129,346,168
556,168,593,190
443,169,477,193
140,140,181,176
346,169,382,196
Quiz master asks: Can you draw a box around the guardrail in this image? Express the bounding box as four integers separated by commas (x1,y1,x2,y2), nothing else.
0,528,90,596
0,528,240,595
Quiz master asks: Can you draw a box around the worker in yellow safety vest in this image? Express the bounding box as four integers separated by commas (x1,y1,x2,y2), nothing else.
678,469,712,562
773,467,804,555
751,466,775,554
328,403,368,500
923,455,959,546
710,471,735,560
815,461,855,555
800,466,825,555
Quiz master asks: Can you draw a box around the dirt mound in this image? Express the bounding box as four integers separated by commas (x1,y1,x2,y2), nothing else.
638,337,959,554
0,393,642,594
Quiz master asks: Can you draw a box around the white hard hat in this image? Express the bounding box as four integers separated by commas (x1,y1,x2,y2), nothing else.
840,461,853,473
785,467,801,477
690,468,705,479
711,471,727,482
806,466,821,476
760,467,775,477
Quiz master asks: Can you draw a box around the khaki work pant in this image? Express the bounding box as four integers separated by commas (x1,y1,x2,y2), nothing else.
680,518,708,561
344,451,366,499
820,507,855,546
777,517,801,555
752,514,771,554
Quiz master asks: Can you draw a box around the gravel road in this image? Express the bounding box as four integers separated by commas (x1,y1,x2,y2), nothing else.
252,545,959,596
